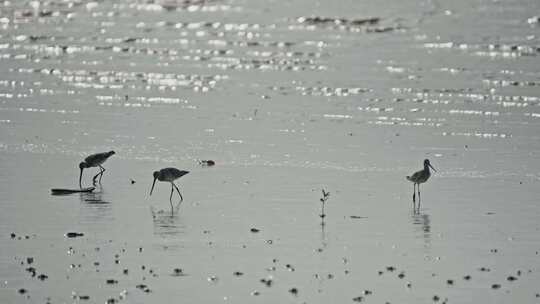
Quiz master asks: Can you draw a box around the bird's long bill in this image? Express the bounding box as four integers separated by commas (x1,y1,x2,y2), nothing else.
429,164,437,172
150,177,157,195
79,168,83,188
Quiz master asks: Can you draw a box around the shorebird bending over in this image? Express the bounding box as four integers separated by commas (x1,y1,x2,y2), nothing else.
150,168,189,212
406,159,436,207
79,151,115,188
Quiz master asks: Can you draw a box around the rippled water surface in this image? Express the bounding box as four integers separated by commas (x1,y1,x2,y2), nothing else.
1,0,540,303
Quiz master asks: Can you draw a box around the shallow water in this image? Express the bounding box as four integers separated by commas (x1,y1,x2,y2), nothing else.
1,0,540,303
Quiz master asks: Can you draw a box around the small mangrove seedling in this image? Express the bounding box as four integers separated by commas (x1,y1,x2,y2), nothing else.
319,189,330,225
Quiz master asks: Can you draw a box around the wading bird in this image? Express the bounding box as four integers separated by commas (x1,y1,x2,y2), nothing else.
406,159,436,208
79,151,115,188
150,168,189,212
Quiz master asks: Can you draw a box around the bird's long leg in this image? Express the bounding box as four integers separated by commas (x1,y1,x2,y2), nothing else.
98,165,106,183
172,182,183,208
92,167,105,185
413,183,416,203
169,184,174,213
417,183,421,210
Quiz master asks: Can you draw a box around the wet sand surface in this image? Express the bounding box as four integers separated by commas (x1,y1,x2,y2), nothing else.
1,0,540,303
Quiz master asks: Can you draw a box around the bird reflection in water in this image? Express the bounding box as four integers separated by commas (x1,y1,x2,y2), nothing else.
411,211,431,250
150,207,186,238
318,221,328,251
79,189,110,204
78,189,113,225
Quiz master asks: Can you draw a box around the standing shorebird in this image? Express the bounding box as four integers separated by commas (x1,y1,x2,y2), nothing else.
149,168,189,212
79,151,115,188
406,159,436,208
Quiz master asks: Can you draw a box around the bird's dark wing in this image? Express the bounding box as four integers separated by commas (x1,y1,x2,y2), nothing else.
409,170,422,181
84,152,103,163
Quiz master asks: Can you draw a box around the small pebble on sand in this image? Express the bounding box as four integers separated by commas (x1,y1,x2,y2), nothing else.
37,274,48,281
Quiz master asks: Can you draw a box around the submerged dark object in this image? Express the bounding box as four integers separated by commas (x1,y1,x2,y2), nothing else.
173,268,183,275
51,187,95,195
350,215,368,219
65,232,84,238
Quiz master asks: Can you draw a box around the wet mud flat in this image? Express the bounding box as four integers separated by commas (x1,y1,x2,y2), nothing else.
1,152,540,303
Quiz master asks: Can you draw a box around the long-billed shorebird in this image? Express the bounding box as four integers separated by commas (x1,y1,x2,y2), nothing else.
79,151,115,188
149,168,189,212
406,159,436,207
